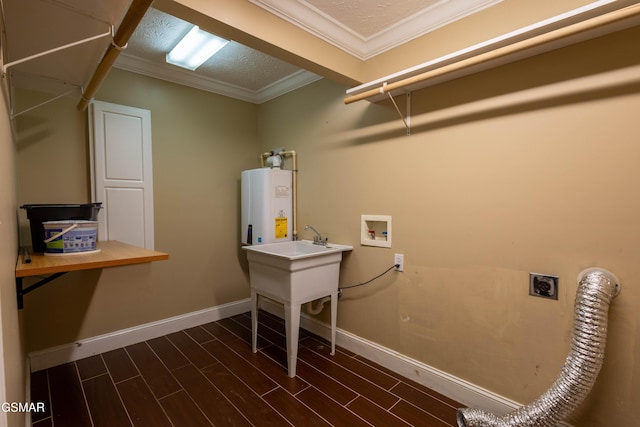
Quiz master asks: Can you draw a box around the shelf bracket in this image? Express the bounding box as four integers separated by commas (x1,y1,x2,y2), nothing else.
16,272,68,310
385,86,411,135
9,84,81,119
2,25,112,119
1,26,113,76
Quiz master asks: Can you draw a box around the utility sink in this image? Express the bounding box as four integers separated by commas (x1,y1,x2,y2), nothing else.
243,240,352,377
244,240,352,260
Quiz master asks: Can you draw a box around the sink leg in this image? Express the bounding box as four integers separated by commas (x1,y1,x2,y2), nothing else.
330,292,337,356
284,303,301,378
251,290,258,353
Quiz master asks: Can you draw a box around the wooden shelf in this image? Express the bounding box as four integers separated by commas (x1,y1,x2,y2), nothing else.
15,240,169,309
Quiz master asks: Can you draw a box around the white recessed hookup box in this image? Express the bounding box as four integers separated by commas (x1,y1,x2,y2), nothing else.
361,214,392,248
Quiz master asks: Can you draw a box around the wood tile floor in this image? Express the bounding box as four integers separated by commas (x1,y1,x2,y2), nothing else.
31,310,462,426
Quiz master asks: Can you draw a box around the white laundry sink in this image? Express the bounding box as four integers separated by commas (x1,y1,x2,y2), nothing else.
243,239,352,259
243,240,352,377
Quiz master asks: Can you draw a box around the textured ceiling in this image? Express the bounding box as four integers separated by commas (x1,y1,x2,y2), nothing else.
249,0,502,58
115,8,319,103
116,1,503,103
299,0,442,38
3,0,502,109
123,8,305,90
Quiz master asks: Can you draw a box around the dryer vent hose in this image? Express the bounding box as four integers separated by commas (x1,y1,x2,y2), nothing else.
457,268,620,427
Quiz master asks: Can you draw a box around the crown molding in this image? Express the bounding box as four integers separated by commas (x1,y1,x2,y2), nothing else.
249,0,502,60
113,53,321,104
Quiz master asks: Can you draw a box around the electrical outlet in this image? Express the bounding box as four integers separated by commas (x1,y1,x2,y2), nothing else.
529,273,558,300
394,253,404,272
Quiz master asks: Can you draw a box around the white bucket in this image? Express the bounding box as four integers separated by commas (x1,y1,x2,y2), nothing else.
42,220,98,254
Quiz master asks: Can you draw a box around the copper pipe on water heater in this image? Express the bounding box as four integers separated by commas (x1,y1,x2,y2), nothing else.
279,150,298,241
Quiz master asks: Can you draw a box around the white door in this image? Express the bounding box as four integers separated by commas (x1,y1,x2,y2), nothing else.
89,101,154,249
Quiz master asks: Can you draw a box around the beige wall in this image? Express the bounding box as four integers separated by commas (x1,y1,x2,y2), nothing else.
258,28,640,426
16,69,260,351
0,70,26,427
10,6,640,427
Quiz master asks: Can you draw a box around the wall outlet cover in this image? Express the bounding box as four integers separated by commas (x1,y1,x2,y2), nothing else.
529,273,559,300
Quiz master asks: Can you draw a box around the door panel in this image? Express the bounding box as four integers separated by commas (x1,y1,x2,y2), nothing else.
105,187,146,247
90,101,154,249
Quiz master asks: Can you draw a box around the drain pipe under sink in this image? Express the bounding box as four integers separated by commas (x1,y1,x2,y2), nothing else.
457,268,621,427
307,297,331,315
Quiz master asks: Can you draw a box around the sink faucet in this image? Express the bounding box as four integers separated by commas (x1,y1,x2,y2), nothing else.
304,225,327,245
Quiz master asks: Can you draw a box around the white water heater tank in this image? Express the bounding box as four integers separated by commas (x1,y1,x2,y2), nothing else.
241,168,293,245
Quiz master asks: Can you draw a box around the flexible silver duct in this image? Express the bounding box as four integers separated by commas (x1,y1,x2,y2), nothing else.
457,268,620,427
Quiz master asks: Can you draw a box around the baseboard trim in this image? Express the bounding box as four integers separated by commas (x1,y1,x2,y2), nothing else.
28,299,251,372
259,298,520,415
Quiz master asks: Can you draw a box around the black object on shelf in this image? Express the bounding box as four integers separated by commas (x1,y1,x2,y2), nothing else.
21,203,102,253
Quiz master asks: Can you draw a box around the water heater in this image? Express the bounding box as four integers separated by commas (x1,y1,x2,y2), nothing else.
241,168,293,245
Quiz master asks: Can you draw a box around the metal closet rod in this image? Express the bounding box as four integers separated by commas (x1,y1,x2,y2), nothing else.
77,0,153,111
344,3,640,105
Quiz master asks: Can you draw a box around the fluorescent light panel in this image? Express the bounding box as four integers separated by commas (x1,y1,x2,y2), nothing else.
166,26,228,70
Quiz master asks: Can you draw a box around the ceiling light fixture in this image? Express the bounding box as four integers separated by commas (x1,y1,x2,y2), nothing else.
166,26,228,70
